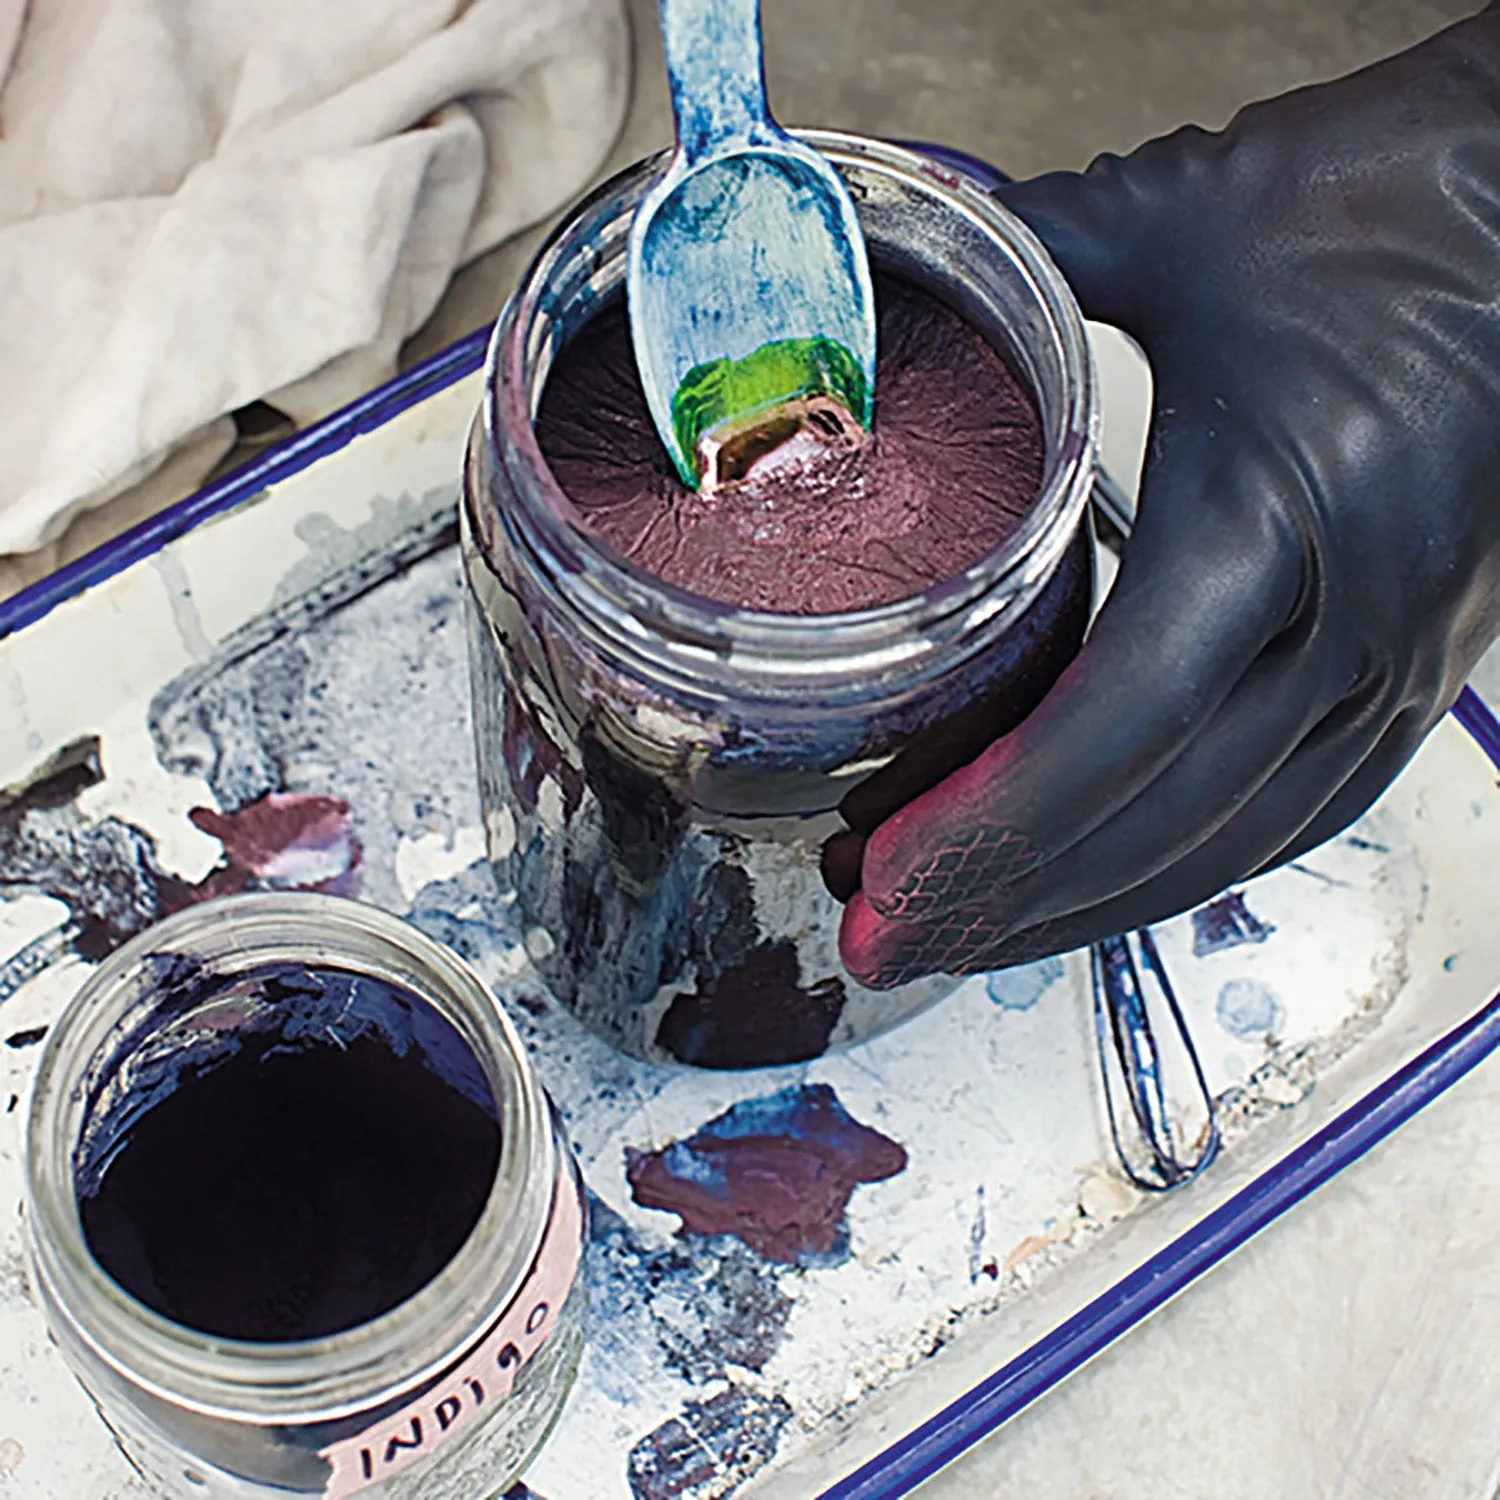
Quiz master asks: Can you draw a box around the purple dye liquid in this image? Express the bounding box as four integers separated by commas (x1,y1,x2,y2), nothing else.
78,964,500,1342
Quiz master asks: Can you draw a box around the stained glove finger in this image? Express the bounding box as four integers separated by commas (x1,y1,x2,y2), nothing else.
828,614,1341,910
945,631,1359,937
856,426,1303,926
843,698,1405,985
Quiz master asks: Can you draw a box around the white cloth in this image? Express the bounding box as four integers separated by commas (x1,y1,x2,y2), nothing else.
0,0,630,555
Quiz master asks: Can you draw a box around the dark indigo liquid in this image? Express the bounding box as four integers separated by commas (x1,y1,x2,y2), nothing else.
78,964,501,1343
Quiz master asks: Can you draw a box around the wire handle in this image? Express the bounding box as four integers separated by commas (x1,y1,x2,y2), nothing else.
1090,930,1220,1191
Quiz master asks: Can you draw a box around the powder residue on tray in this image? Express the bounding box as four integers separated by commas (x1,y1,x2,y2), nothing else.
625,1082,907,1262
535,274,1045,614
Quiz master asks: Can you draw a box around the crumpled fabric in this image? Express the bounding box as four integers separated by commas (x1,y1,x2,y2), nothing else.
0,0,630,555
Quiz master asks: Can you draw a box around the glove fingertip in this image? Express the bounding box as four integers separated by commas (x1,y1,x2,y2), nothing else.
858,757,1045,924
838,893,907,990
858,800,945,921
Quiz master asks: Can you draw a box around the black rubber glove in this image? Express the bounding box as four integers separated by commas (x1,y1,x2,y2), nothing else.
838,6,1500,987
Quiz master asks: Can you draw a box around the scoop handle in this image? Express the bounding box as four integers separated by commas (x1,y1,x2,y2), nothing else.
659,0,775,160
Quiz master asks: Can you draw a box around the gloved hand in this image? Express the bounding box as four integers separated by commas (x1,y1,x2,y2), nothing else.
835,6,1500,987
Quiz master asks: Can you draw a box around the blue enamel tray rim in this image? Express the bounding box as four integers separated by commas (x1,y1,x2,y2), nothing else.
2,211,1498,1500
0,327,491,642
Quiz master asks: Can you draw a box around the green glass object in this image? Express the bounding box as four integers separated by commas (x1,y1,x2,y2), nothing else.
669,336,871,488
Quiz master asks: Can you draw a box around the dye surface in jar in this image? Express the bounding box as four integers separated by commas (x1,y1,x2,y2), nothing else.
78,964,501,1343
536,271,1045,614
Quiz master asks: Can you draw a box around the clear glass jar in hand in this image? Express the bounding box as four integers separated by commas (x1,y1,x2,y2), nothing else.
463,134,1098,1068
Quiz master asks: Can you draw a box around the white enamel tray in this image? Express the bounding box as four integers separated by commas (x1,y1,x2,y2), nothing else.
2,285,1498,1500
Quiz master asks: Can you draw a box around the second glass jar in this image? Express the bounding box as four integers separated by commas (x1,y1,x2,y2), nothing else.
24,894,586,1499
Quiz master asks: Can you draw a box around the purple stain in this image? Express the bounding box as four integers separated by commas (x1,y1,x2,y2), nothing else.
626,1083,907,1263
1192,890,1275,957
984,954,1064,1010
656,942,845,1068
2,778,360,970
186,792,361,896
626,1385,793,1500
1215,977,1284,1042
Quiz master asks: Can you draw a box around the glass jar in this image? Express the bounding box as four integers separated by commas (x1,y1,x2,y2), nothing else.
24,893,585,1499
462,132,1098,1068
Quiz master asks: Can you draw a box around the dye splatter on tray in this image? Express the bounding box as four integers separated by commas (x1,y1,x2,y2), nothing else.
1,372,1497,1500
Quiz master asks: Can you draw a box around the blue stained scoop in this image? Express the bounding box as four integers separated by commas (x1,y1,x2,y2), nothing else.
627,0,878,492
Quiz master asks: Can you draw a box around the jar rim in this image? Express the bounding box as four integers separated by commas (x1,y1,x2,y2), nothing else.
476,130,1098,696
24,892,558,1425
